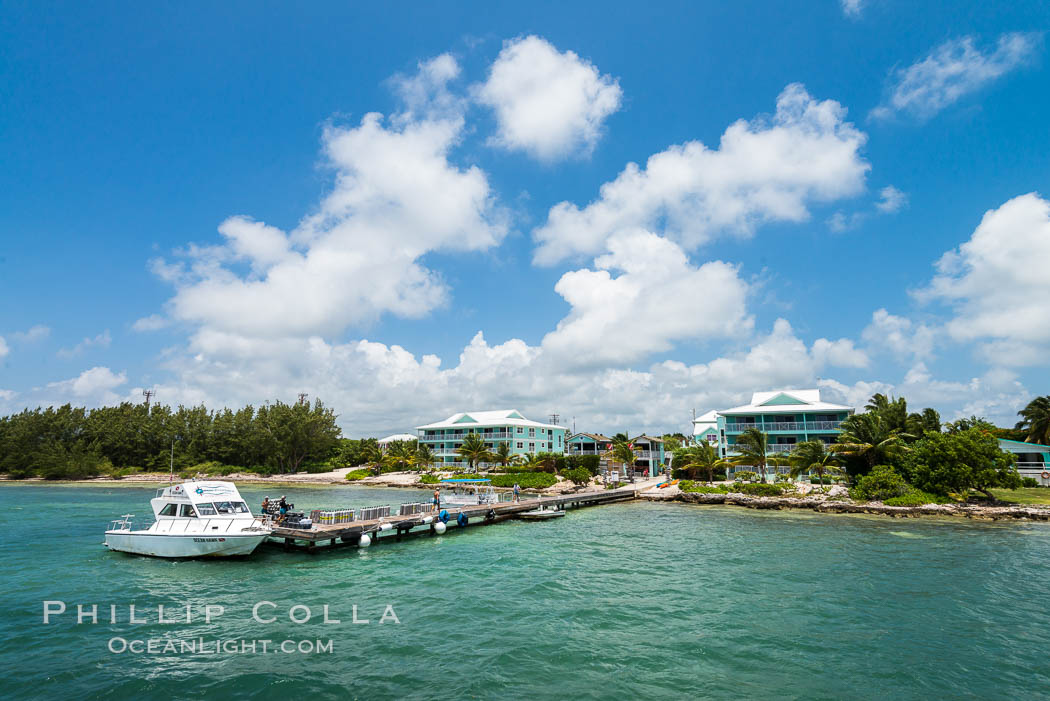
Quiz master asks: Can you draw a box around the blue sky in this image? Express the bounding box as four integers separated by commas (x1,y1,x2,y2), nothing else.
1,1,1048,435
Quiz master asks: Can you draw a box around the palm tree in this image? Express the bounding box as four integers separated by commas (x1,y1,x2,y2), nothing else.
382,451,415,473
456,432,493,473
415,444,437,472
605,437,637,476
493,442,512,468
830,413,908,470
513,452,542,471
360,441,384,476
730,427,772,483
676,442,726,484
1016,396,1050,445
384,440,417,471
788,441,845,485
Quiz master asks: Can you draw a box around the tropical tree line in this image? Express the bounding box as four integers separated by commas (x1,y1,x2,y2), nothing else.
0,399,342,479
672,393,1050,500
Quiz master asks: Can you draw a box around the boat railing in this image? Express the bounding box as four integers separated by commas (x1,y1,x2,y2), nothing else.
108,514,134,531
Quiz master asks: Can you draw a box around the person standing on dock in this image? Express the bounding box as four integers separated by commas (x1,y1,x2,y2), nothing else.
513,483,520,503
433,488,441,511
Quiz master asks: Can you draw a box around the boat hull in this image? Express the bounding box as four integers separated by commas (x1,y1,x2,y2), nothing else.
104,531,269,558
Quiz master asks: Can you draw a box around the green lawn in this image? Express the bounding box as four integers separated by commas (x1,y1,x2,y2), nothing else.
988,488,1050,505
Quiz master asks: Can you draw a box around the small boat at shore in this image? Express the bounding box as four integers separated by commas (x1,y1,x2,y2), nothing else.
519,506,565,521
104,480,271,558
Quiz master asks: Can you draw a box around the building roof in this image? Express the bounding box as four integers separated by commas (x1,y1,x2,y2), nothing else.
718,388,853,416
693,410,719,435
417,409,562,431
569,432,612,442
377,433,417,444
999,438,1050,451
632,435,665,444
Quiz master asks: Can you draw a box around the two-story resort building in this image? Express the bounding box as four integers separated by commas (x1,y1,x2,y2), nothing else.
567,432,667,478
417,410,567,468
695,389,854,477
566,433,613,457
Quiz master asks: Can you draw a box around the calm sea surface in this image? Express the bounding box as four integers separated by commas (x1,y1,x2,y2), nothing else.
3,483,1050,700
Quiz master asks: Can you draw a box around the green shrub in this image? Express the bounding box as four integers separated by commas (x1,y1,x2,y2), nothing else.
488,472,558,489
564,467,592,486
1022,477,1040,488
774,473,793,483
419,474,439,484
345,469,371,481
884,489,950,506
680,480,728,494
733,471,758,483
733,482,784,497
850,465,909,502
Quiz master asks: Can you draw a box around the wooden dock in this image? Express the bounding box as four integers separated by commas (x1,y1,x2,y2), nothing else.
265,485,643,553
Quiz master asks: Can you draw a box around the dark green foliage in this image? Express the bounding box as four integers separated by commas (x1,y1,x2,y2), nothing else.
849,465,909,502
1016,395,1050,445
679,481,727,494
0,399,342,479
732,482,785,497
344,469,371,481
487,472,558,489
563,467,592,486
419,474,439,484
902,428,1022,498
1022,477,1040,488
565,454,600,475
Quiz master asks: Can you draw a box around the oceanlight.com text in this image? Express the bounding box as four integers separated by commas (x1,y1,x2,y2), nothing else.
107,638,334,655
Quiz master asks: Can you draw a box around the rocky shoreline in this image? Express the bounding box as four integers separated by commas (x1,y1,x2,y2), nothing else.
647,490,1050,521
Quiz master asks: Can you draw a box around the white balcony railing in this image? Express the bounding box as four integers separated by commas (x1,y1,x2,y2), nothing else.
725,420,843,433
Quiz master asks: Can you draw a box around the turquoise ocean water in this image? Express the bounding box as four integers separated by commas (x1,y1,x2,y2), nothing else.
3,483,1050,700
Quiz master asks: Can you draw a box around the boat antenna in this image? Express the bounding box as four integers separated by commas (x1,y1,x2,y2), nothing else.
169,437,175,486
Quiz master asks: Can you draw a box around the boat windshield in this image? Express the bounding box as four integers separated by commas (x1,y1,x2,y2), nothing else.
212,501,250,514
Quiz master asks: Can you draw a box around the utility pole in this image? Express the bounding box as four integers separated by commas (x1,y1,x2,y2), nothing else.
298,392,309,406
549,413,560,426
142,389,154,414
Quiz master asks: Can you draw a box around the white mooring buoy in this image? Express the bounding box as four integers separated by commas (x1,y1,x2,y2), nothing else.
359,534,372,548
434,521,447,535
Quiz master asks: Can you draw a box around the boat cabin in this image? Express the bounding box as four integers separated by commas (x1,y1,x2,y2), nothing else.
150,481,256,520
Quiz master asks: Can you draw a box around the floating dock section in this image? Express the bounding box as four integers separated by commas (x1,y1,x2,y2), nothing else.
266,485,641,553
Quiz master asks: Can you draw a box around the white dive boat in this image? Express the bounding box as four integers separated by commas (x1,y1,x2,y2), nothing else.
438,478,501,506
104,480,271,558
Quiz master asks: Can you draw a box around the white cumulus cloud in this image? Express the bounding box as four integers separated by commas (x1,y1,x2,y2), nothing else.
533,83,869,264
155,55,507,342
477,35,622,161
917,192,1050,365
872,33,1041,120
540,231,753,367
46,366,128,402
57,330,112,358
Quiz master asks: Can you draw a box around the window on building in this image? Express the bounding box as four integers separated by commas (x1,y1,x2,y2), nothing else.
528,428,535,437
547,442,552,450
517,442,523,449
517,427,523,434
529,442,535,451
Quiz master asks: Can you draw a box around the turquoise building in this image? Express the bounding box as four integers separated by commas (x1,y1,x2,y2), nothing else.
696,389,854,478
566,432,666,478
998,438,1050,485
417,410,567,467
